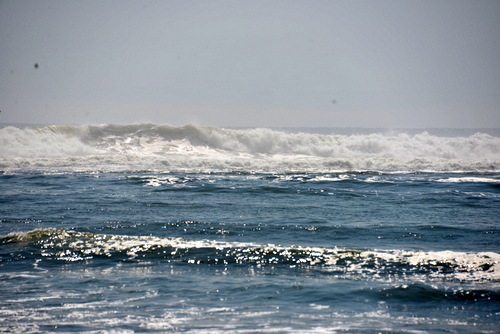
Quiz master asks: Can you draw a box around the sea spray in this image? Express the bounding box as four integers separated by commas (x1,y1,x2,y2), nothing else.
1,124,499,173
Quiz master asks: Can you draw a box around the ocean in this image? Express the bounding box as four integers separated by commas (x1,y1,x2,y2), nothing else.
1,123,499,333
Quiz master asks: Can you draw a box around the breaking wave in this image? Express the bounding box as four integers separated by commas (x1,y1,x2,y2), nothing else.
1,123,499,173
2,228,499,283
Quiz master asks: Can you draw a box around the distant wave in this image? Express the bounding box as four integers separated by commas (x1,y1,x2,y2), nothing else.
1,123,499,173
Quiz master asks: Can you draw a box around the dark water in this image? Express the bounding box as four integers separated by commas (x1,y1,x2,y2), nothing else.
1,171,499,333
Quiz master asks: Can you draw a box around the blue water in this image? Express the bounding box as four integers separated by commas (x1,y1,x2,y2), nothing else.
1,124,499,333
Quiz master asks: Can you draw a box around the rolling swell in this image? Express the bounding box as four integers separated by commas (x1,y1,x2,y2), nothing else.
2,228,498,283
368,283,500,303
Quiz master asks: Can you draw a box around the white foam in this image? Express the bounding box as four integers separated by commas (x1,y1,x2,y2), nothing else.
437,177,500,183
0,124,500,172
1,124,499,173
0,126,95,158
8,229,498,283
360,249,500,281
2,229,499,334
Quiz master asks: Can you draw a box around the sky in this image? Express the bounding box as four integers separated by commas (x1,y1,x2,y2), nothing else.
1,0,499,128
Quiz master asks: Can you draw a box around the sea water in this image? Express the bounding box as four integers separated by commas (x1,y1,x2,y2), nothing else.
1,123,499,333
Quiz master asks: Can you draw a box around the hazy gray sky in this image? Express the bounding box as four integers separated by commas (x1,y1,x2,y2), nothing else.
1,0,499,128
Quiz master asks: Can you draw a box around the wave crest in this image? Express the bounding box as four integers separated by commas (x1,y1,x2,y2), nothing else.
2,228,499,282
1,123,499,172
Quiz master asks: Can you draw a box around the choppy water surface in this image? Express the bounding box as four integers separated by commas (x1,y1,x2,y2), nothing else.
1,124,499,333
